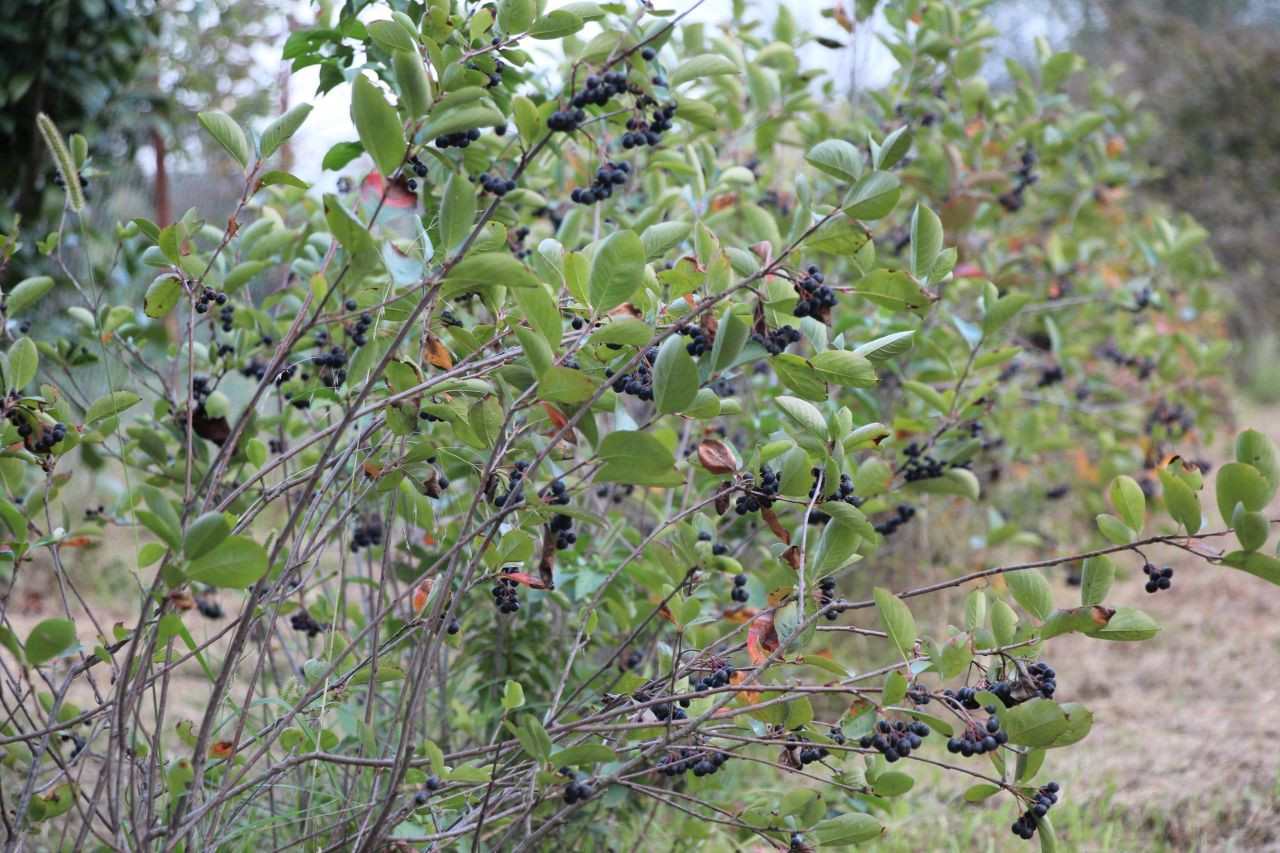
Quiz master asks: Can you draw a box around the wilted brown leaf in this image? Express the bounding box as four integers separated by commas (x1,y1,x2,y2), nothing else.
696,439,738,474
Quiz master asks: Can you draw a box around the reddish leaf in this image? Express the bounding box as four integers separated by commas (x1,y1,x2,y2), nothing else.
60,536,93,547
209,741,235,759
362,460,382,478
720,605,758,624
760,506,791,545
540,402,569,431
425,335,453,370
696,439,738,475
746,611,780,666
781,546,803,571
412,578,434,612
500,571,550,590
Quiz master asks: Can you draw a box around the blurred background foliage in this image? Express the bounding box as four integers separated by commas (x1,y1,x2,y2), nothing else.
3,0,1278,390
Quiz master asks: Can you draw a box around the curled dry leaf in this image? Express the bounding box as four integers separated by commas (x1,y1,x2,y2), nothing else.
169,591,196,611
760,506,791,545
782,545,803,571
362,460,382,478
425,334,453,370
714,480,733,515
719,605,758,624
746,610,780,666
538,527,558,589
696,439,738,475
412,578,434,612
500,571,550,590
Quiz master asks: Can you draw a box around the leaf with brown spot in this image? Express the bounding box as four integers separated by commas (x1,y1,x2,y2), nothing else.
425,335,453,370
656,601,677,625
710,192,738,212
782,546,803,571
698,311,718,343
719,605,758,624
767,585,794,607
362,460,382,478
541,402,569,431
746,611,779,666
696,439,737,474
760,506,791,545
191,406,231,446
415,469,442,499
209,741,235,759
169,591,196,611
607,302,644,319
500,571,550,590
60,536,93,547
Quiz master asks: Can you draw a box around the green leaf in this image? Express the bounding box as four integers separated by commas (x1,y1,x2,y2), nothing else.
964,783,1001,802
596,431,683,488
775,395,826,441
5,276,55,314
84,390,141,424
590,317,653,346
420,105,506,143
1005,569,1053,622
1219,550,1280,586
256,170,309,189
1216,462,1272,522
669,53,740,87
393,50,432,117
367,19,416,52
1045,702,1093,748
641,221,692,261
1041,605,1114,639
812,813,884,845
653,336,699,414
183,511,230,561
502,679,525,710
444,253,539,296
1232,504,1269,552
873,587,916,659
872,771,914,797
1079,555,1114,606
854,330,915,362
1001,698,1068,747
530,9,584,39
538,366,598,403
7,336,38,391
904,467,980,501
497,0,535,33
186,535,269,588
548,744,617,766
440,172,477,255
909,203,942,281
804,139,863,183
1109,475,1146,532
197,111,251,169
710,308,749,371
810,350,877,388
845,171,901,220
1085,606,1159,641
854,269,932,315
351,75,406,176
1234,429,1279,497
1095,513,1134,545
260,103,313,159
323,194,375,255
981,291,1033,335
1157,467,1201,534
143,275,183,319
588,230,644,314
25,618,77,665
811,516,862,575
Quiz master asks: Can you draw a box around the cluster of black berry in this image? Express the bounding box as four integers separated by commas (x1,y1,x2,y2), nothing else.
621,100,677,148
561,775,593,803
1036,364,1064,387
873,504,916,537
548,512,577,550
793,265,837,318
25,418,64,454
547,108,586,133
696,531,729,556
607,349,656,401
84,504,106,518
435,128,482,149
650,701,688,723
973,662,1057,707
595,483,635,503
946,705,1008,756
860,719,930,762
193,285,228,315
734,466,779,515
901,443,947,482
656,746,729,777
572,70,629,108
480,173,517,196
196,596,224,619
997,147,1038,212
1146,399,1194,437
750,324,802,356
817,576,841,620
676,322,710,356
491,578,520,614
217,303,235,333
289,610,325,637
729,572,749,603
510,225,532,260
1099,344,1155,380
312,345,349,388
342,300,373,347
350,520,383,552
807,471,862,524
412,774,443,806
570,161,631,205
788,733,830,766
492,460,530,508
408,154,428,179
1011,782,1060,840
1142,563,1174,593
690,663,735,693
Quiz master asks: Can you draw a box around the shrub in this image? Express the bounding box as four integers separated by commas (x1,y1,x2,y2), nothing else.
1,0,1275,849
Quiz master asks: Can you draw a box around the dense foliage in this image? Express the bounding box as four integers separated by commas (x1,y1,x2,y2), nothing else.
2,0,1277,849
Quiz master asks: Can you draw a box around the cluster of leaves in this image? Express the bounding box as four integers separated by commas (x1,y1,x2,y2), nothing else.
0,0,1276,849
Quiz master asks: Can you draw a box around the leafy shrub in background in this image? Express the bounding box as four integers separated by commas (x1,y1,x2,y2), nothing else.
1,0,1276,849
